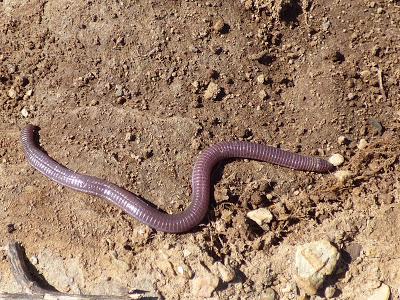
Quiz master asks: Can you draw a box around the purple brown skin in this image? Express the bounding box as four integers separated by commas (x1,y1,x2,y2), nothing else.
21,124,334,233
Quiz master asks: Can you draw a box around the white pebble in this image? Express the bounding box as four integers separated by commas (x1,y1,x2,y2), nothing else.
367,283,390,300
357,138,368,150
21,107,29,118
30,255,39,265
347,92,356,100
246,208,273,227
329,154,344,166
176,264,193,279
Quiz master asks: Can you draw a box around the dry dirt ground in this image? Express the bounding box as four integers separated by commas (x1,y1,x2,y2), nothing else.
0,0,399,299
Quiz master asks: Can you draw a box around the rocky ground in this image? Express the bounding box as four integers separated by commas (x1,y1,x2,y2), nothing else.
0,0,399,299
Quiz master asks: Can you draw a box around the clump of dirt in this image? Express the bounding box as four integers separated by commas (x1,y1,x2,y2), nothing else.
242,0,303,22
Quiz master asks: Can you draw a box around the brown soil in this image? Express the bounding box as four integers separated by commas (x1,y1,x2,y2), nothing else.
0,0,399,299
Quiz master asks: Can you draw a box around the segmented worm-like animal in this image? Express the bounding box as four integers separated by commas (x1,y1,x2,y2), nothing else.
21,124,334,233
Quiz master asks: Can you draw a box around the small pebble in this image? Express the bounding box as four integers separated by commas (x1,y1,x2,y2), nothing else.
367,283,390,300
325,286,336,298
30,255,39,265
322,20,331,31
337,136,348,145
115,84,124,97
213,17,226,33
8,87,17,99
247,208,273,227
23,89,33,100
357,139,368,150
203,82,220,100
124,132,135,142
176,264,193,279
191,81,199,90
360,70,371,79
347,93,356,100
329,154,344,166
7,64,17,74
220,210,233,225
281,282,297,294
256,74,265,84
21,107,29,118
345,243,362,260
334,170,352,183
177,265,184,274
295,240,340,295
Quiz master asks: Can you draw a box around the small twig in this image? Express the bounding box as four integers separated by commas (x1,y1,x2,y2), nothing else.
0,242,155,300
377,68,388,101
6,243,50,295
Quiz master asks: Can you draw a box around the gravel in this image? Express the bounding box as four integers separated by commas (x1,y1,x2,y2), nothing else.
295,240,340,295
